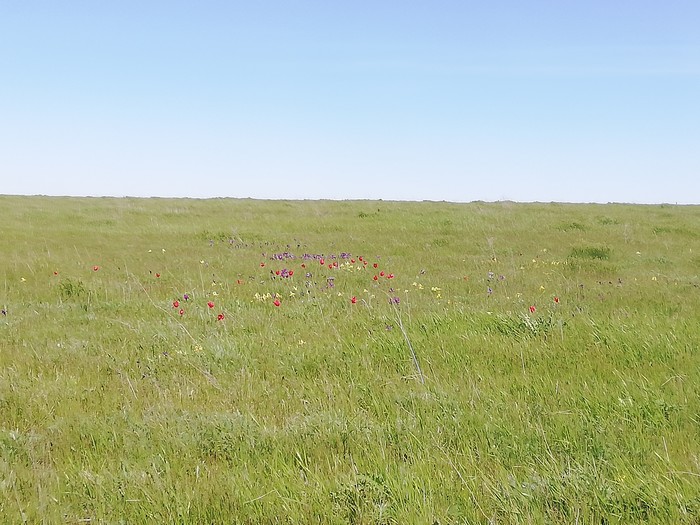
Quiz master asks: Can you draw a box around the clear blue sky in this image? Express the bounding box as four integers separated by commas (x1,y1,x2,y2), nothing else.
2,1,698,203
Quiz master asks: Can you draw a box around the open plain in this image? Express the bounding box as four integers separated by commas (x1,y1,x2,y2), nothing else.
1,196,699,523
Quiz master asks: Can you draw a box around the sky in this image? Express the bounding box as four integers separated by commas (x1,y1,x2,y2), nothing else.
1,1,698,203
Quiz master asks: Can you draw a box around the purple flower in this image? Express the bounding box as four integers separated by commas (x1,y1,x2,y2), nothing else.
389,296,400,305
487,287,493,295
183,293,190,301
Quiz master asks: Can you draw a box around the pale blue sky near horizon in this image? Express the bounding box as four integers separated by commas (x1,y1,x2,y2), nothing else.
1,1,698,204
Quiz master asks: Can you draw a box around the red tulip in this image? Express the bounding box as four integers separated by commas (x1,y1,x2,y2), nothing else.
529,305,536,313
207,301,215,309
172,300,180,308
217,313,225,321
273,299,281,307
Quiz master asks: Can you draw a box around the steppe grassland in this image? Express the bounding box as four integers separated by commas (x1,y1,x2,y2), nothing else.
1,196,699,523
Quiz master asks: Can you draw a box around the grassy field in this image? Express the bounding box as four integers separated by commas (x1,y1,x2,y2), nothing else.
1,195,699,524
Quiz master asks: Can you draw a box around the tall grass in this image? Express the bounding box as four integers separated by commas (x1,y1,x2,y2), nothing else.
1,196,699,523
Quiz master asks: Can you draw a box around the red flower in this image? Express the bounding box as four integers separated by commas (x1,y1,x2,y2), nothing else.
301,263,306,269
554,296,560,304
387,273,394,279
373,275,378,281
373,263,378,268
275,270,280,275
380,271,385,277
351,259,355,264
237,279,243,285
179,309,184,316
319,258,325,265
359,256,364,262
93,265,99,272
155,273,161,278
351,296,357,304
529,305,536,313
217,313,225,321
260,262,265,267
53,271,58,276
207,301,215,309
273,299,281,307
288,269,294,276
328,264,333,269
172,300,180,308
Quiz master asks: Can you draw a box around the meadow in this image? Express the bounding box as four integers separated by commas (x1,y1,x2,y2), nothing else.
1,195,699,524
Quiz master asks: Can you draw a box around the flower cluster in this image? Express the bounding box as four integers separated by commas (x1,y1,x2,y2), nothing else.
169,293,225,321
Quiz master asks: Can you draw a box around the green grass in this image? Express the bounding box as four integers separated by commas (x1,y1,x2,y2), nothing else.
1,196,700,523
